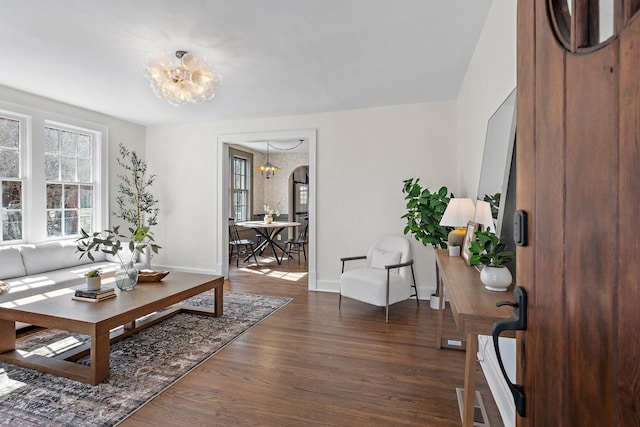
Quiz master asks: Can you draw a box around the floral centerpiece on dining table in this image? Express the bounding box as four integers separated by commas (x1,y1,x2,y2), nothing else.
263,205,280,224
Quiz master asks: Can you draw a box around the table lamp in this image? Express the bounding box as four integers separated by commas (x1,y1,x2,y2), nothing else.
439,198,475,248
474,200,496,233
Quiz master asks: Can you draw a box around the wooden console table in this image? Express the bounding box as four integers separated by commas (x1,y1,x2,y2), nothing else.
434,249,514,427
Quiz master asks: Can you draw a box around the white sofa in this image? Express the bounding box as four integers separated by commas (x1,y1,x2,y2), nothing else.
0,240,146,328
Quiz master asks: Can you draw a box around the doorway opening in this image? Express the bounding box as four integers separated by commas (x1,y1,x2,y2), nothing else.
217,129,317,290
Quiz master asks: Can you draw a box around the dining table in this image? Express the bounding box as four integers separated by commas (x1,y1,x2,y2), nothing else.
235,220,301,264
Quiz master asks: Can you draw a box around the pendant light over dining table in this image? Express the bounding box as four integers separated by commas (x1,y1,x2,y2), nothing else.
255,143,280,179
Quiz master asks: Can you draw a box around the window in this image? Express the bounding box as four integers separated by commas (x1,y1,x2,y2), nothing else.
45,126,95,237
0,101,108,245
231,155,250,222
0,116,23,242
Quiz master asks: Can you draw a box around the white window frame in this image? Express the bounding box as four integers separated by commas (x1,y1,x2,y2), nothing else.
230,151,252,222
0,100,108,245
0,110,28,244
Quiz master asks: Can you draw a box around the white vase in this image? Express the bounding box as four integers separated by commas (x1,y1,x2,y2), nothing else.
265,214,273,224
480,266,512,292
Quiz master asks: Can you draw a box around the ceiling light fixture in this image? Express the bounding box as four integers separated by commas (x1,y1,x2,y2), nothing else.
144,50,219,106
255,143,281,179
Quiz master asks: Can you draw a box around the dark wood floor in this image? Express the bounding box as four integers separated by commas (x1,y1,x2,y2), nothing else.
122,253,505,426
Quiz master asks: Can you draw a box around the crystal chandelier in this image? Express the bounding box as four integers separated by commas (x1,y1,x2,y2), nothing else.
144,50,219,106
255,143,281,179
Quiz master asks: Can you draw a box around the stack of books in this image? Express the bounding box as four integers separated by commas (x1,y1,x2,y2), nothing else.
72,286,116,302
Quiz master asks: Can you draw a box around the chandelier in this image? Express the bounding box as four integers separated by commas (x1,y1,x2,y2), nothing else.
255,143,281,179
144,50,219,106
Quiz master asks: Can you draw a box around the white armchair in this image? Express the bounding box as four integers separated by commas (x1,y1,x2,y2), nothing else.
339,235,419,323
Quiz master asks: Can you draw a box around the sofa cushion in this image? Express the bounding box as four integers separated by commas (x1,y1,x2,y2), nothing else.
0,260,119,305
21,241,106,275
0,246,26,279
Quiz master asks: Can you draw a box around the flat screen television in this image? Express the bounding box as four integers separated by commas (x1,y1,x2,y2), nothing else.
476,88,517,260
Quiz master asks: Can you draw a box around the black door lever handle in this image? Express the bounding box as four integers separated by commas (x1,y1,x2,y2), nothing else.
492,286,527,417
496,300,518,308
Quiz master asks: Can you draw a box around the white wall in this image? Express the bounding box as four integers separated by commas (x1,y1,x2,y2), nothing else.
146,101,458,296
0,84,146,231
457,0,517,198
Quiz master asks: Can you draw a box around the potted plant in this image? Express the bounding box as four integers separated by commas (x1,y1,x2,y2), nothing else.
401,178,453,308
263,205,280,224
468,228,515,291
84,269,102,291
76,225,155,291
401,178,452,249
114,143,161,269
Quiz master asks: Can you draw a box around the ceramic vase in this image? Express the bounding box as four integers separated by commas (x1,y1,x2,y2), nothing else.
86,276,102,291
265,214,273,224
480,266,512,292
115,262,139,291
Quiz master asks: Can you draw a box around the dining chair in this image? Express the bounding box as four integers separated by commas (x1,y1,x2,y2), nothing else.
228,218,259,267
284,216,309,264
339,235,418,323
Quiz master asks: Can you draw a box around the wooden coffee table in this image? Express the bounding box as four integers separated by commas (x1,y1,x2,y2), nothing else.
0,271,224,385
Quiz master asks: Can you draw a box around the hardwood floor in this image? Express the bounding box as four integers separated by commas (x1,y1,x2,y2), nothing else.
121,254,505,426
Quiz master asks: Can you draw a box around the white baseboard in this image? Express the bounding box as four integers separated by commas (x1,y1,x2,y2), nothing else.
477,335,516,427
315,280,434,300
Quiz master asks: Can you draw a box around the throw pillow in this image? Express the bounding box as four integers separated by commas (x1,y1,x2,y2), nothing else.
370,248,401,270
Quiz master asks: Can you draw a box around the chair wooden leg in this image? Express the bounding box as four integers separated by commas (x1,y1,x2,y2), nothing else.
339,293,342,309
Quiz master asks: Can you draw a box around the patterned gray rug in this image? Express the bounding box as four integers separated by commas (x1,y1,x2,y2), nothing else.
0,291,290,427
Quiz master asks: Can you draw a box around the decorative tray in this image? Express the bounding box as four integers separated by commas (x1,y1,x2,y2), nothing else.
138,271,170,282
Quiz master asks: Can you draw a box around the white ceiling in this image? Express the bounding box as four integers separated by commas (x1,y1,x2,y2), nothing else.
0,0,493,127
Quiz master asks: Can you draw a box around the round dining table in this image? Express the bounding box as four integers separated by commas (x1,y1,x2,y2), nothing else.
235,220,301,264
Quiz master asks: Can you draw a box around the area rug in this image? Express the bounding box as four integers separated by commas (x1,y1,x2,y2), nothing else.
0,291,291,427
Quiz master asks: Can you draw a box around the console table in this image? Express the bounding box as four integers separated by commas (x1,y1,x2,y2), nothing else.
434,249,514,427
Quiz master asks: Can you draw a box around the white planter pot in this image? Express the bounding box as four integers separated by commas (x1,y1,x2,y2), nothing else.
430,294,441,310
86,276,102,291
480,266,512,292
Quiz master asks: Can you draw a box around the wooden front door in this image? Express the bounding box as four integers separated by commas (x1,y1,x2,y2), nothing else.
517,1,640,425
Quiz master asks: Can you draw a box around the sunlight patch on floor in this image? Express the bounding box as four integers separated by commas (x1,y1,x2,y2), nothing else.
28,336,83,357
237,266,308,282
0,369,25,396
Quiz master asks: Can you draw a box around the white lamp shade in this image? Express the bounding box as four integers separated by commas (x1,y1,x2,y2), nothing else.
474,200,495,232
439,198,475,227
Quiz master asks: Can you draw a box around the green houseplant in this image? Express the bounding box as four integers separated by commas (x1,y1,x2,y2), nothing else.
401,178,453,250
85,269,101,277
401,178,453,307
468,228,515,291
113,143,161,268
84,269,102,291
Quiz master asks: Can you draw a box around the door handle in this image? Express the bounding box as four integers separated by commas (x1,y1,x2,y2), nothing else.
492,285,527,417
